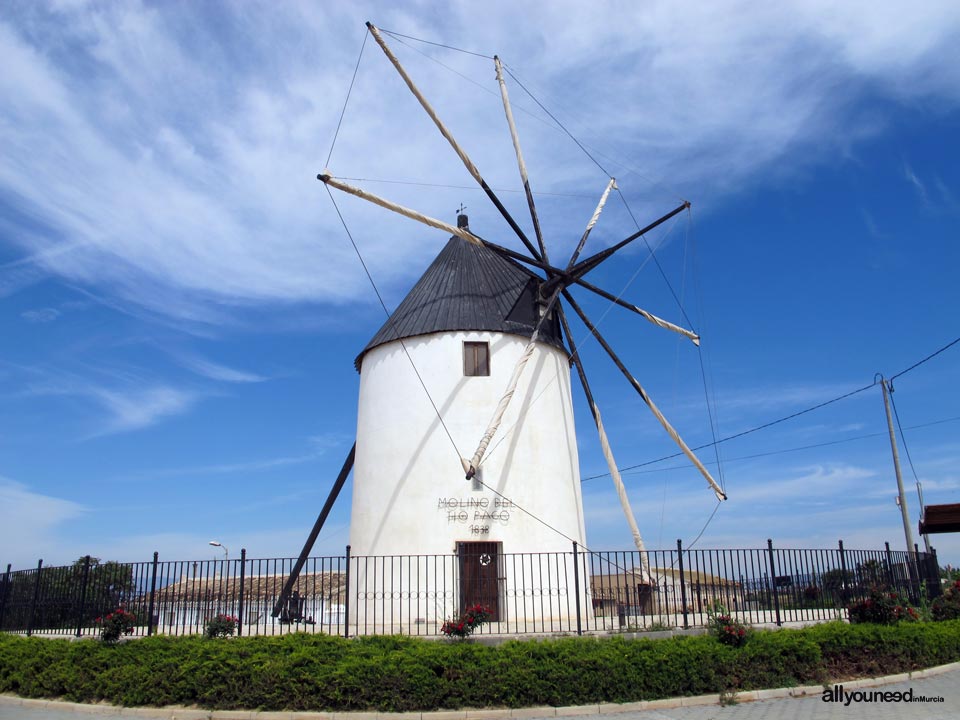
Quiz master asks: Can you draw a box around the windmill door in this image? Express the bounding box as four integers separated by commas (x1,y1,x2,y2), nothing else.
457,541,501,621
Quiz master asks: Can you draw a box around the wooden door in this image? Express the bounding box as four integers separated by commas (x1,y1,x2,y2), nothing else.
458,541,501,621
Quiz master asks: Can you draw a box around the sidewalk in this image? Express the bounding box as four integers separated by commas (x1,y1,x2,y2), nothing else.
2,664,957,720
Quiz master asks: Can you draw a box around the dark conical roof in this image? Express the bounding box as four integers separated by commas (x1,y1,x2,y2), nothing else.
355,233,565,371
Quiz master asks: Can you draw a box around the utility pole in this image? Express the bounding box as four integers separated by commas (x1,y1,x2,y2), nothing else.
879,376,916,560
916,481,933,554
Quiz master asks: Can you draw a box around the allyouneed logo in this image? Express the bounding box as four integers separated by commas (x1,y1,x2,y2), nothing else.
821,684,944,706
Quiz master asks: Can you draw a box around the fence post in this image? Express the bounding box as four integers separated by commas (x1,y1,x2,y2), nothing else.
676,539,689,629
572,541,582,636
914,543,932,603
929,546,941,599
237,548,247,637
837,539,849,612
75,555,91,638
0,564,11,631
343,545,351,639
147,552,159,636
910,543,922,604
27,559,43,637
884,542,896,589
766,539,782,627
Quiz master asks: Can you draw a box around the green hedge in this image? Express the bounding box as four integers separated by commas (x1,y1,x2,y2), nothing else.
1,621,959,711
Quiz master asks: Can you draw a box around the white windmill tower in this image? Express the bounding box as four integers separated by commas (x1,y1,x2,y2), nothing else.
347,212,587,626
274,23,727,631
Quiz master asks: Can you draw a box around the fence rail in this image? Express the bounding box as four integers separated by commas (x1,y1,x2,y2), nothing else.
0,540,941,639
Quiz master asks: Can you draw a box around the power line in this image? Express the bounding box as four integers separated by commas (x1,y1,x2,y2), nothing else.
888,390,923,486
614,415,960,476
890,335,960,382
583,380,877,481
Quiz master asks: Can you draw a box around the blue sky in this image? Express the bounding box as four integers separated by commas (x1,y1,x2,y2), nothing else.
1,0,958,571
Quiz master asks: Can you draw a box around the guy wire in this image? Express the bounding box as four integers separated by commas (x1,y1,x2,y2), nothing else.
325,30,368,169
324,186,464,461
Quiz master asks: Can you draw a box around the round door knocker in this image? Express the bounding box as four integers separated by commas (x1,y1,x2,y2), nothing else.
479,553,492,566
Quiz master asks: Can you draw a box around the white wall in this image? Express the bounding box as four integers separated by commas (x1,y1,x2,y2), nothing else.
350,330,586,560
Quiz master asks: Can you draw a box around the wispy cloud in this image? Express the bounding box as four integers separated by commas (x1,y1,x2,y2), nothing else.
860,208,887,239
88,385,195,435
903,160,929,204
23,367,198,436
175,354,267,384
0,1,958,325
18,297,92,324
20,307,60,323
132,452,322,480
0,477,86,568
716,383,867,413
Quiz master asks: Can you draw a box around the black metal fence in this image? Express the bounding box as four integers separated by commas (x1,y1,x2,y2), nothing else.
0,540,941,639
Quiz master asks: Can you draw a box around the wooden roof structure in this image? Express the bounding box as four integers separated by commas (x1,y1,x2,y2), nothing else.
919,503,960,534
355,229,564,370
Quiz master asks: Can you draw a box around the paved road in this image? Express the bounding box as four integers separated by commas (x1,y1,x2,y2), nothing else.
1,667,957,720
619,668,958,720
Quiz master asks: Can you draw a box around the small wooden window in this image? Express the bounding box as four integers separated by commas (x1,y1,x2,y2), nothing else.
463,341,490,377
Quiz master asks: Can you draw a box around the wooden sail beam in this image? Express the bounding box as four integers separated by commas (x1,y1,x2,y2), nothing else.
475,235,698,344
574,278,700,345
272,443,356,618
558,307,650,572
464,177,613,474
561,200,690,282
466,151,636,475
463,283,564,477
319,174,698,345
494,55,548,262
562,290,727,501
568,177,617,268
319,173,483,246
366,22,543,263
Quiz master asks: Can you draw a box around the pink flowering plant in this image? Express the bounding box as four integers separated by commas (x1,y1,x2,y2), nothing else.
95,608,136,643
931,579,960,621
204,613,239,639
440,604,492,639
706,601,748,647
848,587,919,625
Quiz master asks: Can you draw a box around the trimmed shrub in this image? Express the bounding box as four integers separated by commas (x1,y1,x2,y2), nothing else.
0,621,958,711
931,579,960,621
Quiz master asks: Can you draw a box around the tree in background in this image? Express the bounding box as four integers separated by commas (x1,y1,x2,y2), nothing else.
0,557,137,633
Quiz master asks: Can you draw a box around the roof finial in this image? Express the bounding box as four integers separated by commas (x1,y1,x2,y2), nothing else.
457,204,468,229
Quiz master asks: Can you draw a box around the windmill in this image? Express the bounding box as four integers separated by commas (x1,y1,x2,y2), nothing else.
273,23,726,625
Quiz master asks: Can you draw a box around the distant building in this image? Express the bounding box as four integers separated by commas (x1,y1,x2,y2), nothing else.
591,567,740,618
153,571,345,630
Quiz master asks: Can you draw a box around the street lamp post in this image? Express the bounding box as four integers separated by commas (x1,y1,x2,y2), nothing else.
208,540,229,562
